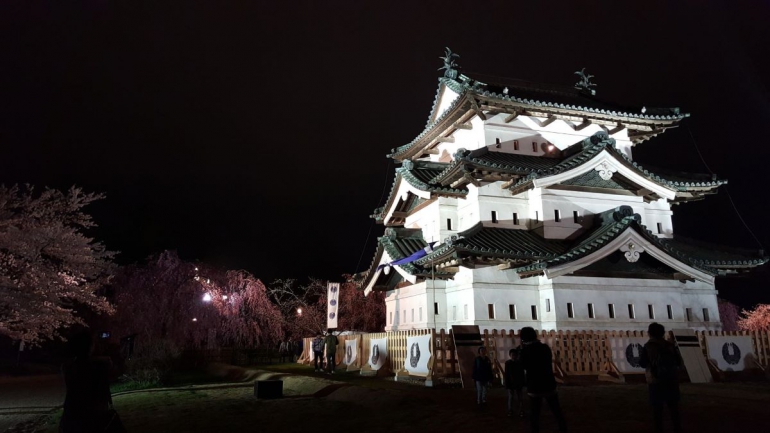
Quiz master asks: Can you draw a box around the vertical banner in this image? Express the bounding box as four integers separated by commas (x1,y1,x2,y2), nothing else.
345,339,358,365
327,282,340,329
369,337,388,370
405,334,432,376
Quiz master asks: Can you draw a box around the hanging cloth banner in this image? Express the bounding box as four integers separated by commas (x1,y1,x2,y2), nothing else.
369,337,388,371
327,282,340,329
345,339,358,366
405,334,432,376
377,242,437,275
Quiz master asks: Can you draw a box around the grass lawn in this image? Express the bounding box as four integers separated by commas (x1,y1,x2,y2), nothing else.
35,364,770,433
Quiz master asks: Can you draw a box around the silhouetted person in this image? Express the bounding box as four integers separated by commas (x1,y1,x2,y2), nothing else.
324,329,338,374
639,322,682,433
520,327,567,433
312,335,325,372
472,346,493,407
60,330,125,433
505,347,526,417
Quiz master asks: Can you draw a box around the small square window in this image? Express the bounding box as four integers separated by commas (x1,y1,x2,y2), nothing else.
509,304,517,320
588,303,595,319
447,218,453,231
686,308,693,321
464,304,469,320
703,308,710,322
531,305,538,320
667,305,673,320
434,302,439,315
573,211,580,223
609,304,615,319
513,213,519,225
514,140,519,151
628,304,635,319
488,304,495,319
554,210,561,222
491,211,498,223
546,299,551,312
567,303,574,319
648,304,655,319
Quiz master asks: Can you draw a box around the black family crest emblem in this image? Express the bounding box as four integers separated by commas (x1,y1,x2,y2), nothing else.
625,343,643,368
371,344,380,366
409,342,421,368
722,342,741,365
346,345,353,364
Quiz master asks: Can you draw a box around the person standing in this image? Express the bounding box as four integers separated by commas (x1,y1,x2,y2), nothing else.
639,322,682,433
324,330,338,374
312,335,325,372
472,346,493,408
504,347,526,418
520,327,567,433
278,340,289,363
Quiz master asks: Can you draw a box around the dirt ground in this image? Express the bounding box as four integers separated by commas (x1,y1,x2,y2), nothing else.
24,364,770,433
0,375,64,432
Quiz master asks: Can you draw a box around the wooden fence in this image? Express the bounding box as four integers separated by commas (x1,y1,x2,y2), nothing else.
297,328,770,379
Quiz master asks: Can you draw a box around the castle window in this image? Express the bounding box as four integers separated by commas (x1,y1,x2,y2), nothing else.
531,305,538,320
573,211,580,223
390,312,393,324
535,211,539,222
554,210,561,222
488,304,495,319
419,307,422,322
628,304,636,319
667,305,673,320
411,309,414,322
434,302,439,315
491,211,498,223
495,138,501,148
588,303,595,319
567,303,574,319
453,305,457,320
464,304,469,320
447,218,452,230
514,140,519,151
657,223,663,234
403,310,406,323
686,308,693,321
703,308,710,322
532,142,537,152
509,304,517,320
609,304,615,319
546,299,551,312
648,304,655,319
513,213,519,225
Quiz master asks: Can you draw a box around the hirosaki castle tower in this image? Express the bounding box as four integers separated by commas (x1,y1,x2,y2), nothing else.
357,50,766,332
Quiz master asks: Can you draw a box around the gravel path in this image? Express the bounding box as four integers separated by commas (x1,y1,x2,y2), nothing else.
0,375,65,432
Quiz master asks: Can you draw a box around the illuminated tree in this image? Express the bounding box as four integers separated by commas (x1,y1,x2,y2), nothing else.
0,185,115,344
738,304,770,331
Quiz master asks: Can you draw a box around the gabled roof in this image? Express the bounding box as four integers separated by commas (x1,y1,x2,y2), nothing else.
355,228,453,293
513,206,767,279
371,160,468,226
389,74,689,161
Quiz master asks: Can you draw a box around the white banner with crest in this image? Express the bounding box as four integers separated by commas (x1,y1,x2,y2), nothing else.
609,336,648,373
344,339,358,365
405,334,431,376
706,335,754,371
327,282,339,329
369,337,388,370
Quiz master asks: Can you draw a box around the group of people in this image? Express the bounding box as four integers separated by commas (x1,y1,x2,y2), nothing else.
278,339,302,363
472,323,683,433
310,329,339,374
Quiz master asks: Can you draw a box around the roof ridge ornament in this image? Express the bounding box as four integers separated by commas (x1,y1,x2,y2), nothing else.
439,47,460,79
574,68,597,95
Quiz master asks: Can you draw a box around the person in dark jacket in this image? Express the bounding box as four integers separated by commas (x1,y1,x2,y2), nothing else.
472,346,493,407
520,327,567,433
312,335,325,372
324,330,339,374
639,322,682,433
504,347,526,417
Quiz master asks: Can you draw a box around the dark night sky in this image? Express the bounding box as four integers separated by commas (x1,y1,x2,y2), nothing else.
2,1,769,307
